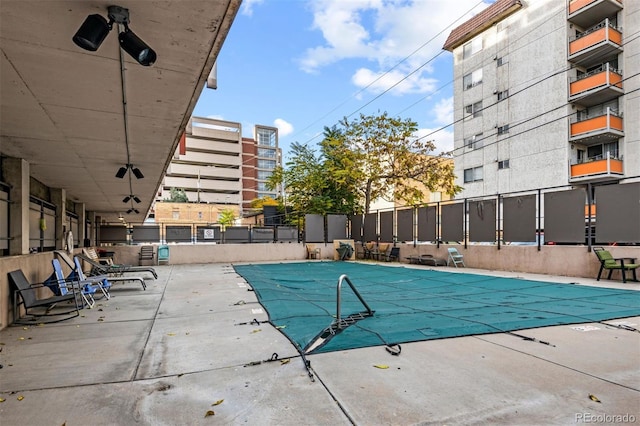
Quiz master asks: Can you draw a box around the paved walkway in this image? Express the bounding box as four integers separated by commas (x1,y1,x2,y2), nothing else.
1,262,638,425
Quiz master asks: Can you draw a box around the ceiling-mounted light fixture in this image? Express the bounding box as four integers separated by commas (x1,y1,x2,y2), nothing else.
115,164,144,179
123,195,141,203
72,5,156,66
126,208,140,214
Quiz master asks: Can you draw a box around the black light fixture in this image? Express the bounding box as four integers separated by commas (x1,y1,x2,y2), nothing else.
115,164,144,179
116,166,128,179
132,166,144,179
72,6,156,66
123,195,141,203
72,14,110,51
119,28,156,67
127,208,140,214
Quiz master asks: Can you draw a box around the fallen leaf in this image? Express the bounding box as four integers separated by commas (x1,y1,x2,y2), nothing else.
280,359,290,365
589,394,601,403
97,318,104,322
167,333,176,336
17,395,24,401
373,364,389,369
0,397,5,402
251,329,262,334
18,337,25,341
204,410,215,417
212,399,224,406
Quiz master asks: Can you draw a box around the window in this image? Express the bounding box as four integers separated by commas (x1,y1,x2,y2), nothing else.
498,160,510,169
257,148,276,158
256,128,276,147
463,69,482,90
464,133,483,150
257,159,276,169
497,124,509,135
464,166,483,183
497,90,509,101
257,170,272,180
497,55,508,67
463,37,483,59
465,101,483,118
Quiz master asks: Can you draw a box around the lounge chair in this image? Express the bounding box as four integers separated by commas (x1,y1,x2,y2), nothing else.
8,270,80,324
447,248,465,267
49,258,105,308
406,254,447,266
75,256,147,291
80,248,157,279
593,247,639,283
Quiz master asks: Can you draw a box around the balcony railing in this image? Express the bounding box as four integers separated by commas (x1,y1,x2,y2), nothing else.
568,0,623,29
570,107,623,144
569,153,623,183
569,63,623,106
568,19,623,66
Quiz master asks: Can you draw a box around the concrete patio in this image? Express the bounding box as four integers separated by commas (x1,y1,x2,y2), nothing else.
0,262,638,425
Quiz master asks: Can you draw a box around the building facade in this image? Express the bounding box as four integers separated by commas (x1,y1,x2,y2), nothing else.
241,125,282,214
155,117,281,221
443,0,639,199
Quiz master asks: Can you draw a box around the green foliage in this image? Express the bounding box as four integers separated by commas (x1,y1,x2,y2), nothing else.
218,209,236,228
269,113,461,215
250,196,279,209
165,187,189,203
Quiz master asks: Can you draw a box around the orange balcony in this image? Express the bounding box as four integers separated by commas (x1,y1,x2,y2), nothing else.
569,64,623,106
570,108,623,145
570,156,624,183
568,19,623,66
568,0,623,29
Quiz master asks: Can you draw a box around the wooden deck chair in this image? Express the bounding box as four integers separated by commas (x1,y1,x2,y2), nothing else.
8,270,80,324
80,248,157,279
593,247,639,283
447,248,466,267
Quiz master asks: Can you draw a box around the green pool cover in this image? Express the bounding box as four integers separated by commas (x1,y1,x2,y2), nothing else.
233,262,640,354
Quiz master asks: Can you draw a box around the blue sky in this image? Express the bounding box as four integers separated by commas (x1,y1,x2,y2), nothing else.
193,0,491,159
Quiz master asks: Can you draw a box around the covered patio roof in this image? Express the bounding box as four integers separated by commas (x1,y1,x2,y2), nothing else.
0,0,241,223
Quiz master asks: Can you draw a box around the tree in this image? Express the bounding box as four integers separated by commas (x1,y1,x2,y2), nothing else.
218,209,236,229
165,187,188,203
250,196,279,209
268,112,460,216
340,112,460,213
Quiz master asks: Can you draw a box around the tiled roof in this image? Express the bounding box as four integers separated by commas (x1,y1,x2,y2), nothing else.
443,0,523,51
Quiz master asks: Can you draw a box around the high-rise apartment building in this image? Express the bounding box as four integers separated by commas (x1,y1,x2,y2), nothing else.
156,117,281,217
242,125,282,213
443,0,639,199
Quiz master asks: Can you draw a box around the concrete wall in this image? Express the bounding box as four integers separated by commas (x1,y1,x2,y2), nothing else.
2,243,638,330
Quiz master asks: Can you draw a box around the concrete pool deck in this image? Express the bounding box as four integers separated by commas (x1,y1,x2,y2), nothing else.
0,262,638,425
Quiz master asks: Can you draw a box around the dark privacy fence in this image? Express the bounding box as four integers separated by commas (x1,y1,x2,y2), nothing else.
306,182,640,248
98,182,639,247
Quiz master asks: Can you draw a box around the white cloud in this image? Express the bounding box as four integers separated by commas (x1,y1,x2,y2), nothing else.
416,127,454,155
274,118,294,136
299,0,490,94
352,67,438,95
240,0,264,16
432,97,453,125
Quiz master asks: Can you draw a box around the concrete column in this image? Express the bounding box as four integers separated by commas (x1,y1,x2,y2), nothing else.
77,203,86,247
86,211,97,247
51,188,66,250
5,158,30,255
